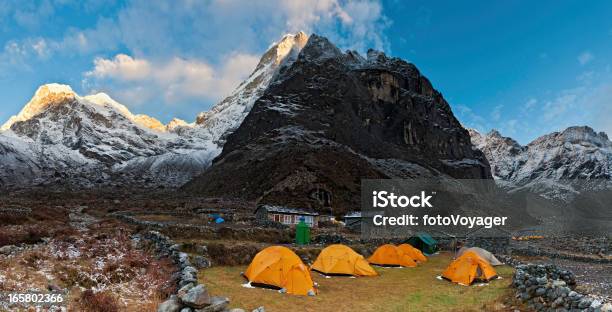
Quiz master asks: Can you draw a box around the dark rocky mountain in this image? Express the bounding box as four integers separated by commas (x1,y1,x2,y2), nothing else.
183,34,492,214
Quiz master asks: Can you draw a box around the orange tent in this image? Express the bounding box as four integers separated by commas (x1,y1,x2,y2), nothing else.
397,244,427,263
244,246,316,296
367,244,417,267
311,244,377,277
442,251,498,285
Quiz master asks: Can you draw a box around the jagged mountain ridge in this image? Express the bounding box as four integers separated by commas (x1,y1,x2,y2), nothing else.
0,32,309,189
469,126,612,196
0,84,217,187
183,34,492,213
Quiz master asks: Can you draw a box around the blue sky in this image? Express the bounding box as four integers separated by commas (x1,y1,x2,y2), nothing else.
0,0,610,144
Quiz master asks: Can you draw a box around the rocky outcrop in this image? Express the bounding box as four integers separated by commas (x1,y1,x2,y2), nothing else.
183,34,491,214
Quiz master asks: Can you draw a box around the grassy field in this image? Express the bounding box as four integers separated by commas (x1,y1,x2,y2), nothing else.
198,251,515,312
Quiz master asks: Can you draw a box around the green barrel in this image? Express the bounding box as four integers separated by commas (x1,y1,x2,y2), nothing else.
295,218,311,245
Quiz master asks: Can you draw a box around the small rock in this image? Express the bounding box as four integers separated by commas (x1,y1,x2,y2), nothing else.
590,300,602,309
180,308,193,312
157,295,181,312
578,298,592,309
552,280,566,287
47,282,62,292
180,284,211,309
229,309,246,312
601,303,612,312
0,245,16,255
196,245,208,254
182,266,198,276
193,256,211,269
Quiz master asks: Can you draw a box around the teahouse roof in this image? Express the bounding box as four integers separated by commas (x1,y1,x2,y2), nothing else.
255,205,319,216
343,211,362,218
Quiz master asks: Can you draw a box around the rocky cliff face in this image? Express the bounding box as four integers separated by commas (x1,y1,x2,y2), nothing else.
183,34,491,214
470,126,611,197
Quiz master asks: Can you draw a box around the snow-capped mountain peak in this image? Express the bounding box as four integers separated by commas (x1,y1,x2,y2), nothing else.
1,83,76,131
166,118,190,131
469,126,611,196
194,31,309,146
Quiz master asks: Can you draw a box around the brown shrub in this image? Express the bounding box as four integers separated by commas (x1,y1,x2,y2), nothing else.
0,213,29,226
0,225,50,247
78,290,120,312
53,264,97,288
145,258,176,298
20,251,45,269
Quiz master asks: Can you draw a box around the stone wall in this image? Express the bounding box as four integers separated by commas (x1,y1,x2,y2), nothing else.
510,262,611,312
132,231,231,312
115,212,292,243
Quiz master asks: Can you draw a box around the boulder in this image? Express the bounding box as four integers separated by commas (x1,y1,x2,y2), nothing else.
194,296,229,312
158,295,182,312
178,283,195,298
180,284,211,309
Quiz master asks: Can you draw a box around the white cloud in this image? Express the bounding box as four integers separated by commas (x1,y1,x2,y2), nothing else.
537,81,611,137
87,54,151,81
84,52,260,105
578,51,594,65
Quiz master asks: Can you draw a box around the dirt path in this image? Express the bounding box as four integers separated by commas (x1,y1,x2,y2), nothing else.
68,206,98,231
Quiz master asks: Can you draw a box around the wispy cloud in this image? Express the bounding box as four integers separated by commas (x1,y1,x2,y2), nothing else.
577,51,594,65
490,104,503,121
520,98,537,114
84,52,260,105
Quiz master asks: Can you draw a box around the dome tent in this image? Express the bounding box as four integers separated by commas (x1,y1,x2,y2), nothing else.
457,247,503,266
442,251,498,285
367,244,417,267
407,232,438,255
244,246,316,296
397,244,427,263
311,244,377,277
